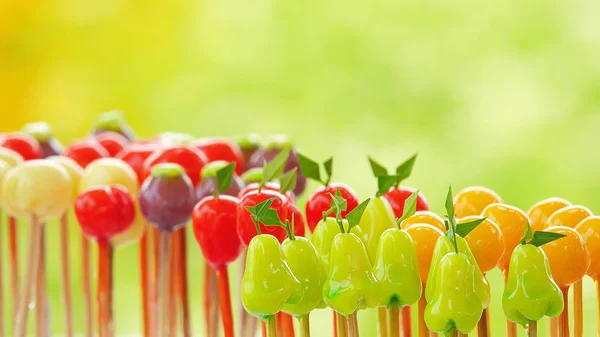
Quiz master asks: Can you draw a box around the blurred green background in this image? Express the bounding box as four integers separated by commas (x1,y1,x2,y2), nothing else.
2,0,600,335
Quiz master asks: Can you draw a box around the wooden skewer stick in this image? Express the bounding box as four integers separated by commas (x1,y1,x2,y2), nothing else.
216,268,235,337
418,294,428,337
299,314,311,337
401,305,412,337
157,231,174,337
8,216,19,322
82,234,94,337
477,308,490,337
97,240,114,337
266,316,278,337
559,287,570,337
178,229,192,337
0,211,4,337
529,321,538,337
573,280,583,337
169,233,178,337
503,271,517,337
60,213,74,337
281,313,296,337
205,262,220,337
140,230,150,337
333,311,339,337
348,312,360,337
388,303,400,337
378,307,388,337
337,313,348,337
549,318,558,337
35,226,48,337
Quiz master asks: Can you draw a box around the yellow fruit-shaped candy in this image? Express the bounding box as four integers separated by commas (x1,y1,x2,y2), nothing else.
47,156,83,202
527,197,570,232
541,226,590,288
0,148,24,167
454,186,502,218
482,203,530,271
400,211,445,232
575,217,600,279
546,205,592,229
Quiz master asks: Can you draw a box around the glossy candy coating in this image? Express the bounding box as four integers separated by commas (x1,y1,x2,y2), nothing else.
400,211,445,232
241,234,304,319
405,224,444,282
356,196,397,262
528,197,571,231
323,232,381,315
482,203,530,271
311,217,363,272
0,148,24,167
238,182,294,203
236,190,288,245
74,186,136,242
192,138,245,175
117,142,162,183
545,205,592,229
541,226,591,288
22,122,63,158
424,253,484,335
282,237,327,316
192,195,242,268
575,216,600,279
47,156,84,201
94,131,130,157
79,158,139,197
460,216,505,273
195,161,244,201
154,132,194,147
305,183,359,232
0,160,11,196
65,140,109,168
0,133,42,161
236,133,261,165
454,186,502,218
503,244,563,326
373,228,422,307
1,160,72,219
383,187,429,219
142,146,208,188
287,203,306,237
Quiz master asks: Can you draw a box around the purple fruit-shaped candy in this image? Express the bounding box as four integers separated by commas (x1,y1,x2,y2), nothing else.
91,110,136,140
22,122,63,158
139,163,196,231
196,161,243,201
235,133,261,166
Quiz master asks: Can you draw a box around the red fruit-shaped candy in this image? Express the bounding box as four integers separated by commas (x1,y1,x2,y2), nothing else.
142,146,208,187
196,161,244,201
74,185,136,242
238,182,295,203
192,195,243,268
305,183,359,232
192,138,245,175
94,131,130,157
383,186,429,219
65,140,109,168
0,133,42,161
287,203,306,237
117,142,162,183
237,190,288,245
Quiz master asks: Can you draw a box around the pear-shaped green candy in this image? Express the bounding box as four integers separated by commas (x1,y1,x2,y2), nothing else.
281,237,327,317
311,217,364,272
424,252,484,335
241,234,304,319
373,228,422,307
356,196,396,262
323,232,382,315
426,235,490,308
503,244,563,326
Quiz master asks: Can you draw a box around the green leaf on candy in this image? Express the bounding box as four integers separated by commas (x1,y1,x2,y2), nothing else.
529,231,567,247
346,198,371,232
252,198,276,219
279,167,297,194
444,185,455,221
395,153,418,187
376,175,399,197
261,147,291,188
215,162,236,196
397,190,419,226
323,157,333,184
456,217,487,238
259,208,284,226
329,189,348,212
520,221,534,245
297,152,322,183
249,197,296,240
368,156,388,177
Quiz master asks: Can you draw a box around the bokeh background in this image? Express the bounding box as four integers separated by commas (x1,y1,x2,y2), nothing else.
2,0,600,335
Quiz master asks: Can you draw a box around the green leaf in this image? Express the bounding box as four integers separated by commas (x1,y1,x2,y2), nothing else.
279,168,297,194
529,231,567,247
346,198,371,231
377,175,399,196
215,162,236,195
323,157,333,183
520,221,534,244
258,208,284,226
397,190,419,224
395,153,418,185
263,147,291,183
329,189,348,212
368,157,388,177
297,152,322,183
445,185,455,221
456,217,486,237
253,198,276,219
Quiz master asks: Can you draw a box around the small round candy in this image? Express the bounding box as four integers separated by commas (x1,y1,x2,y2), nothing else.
382,187,429,219
0,133,42,161
482,203,529,271
238,181,295,203
405,224,444,282
94,131,129,157
545,205,592,229
305,183,359,232
400,211,445,232
192,138,245,175
79,158,138,197
65,140,109,168
142,146,208,188
22,122,63,158
117,142,162,183
91,110,136,140
235,133,261,166
195,161,244,201
75,185,136,242
139,163,196,231
1,160,72,219
454,186,502,218
237,189,289,245
575,217,600,279
541,226,591,288
47,156,84,201
528,197,571,231
0,148,24,167
459,216,505,273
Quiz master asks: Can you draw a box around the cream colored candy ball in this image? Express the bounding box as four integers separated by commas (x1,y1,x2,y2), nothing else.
111,204,148,247
80,158,138,196
0,148,24,167
47,156,84,202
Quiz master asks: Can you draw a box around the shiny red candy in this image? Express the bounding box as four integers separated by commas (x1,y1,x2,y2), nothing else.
192,195,242,268
383,186,429,219
74,185,136,242
305,183,359,232
237,190,288,245
238,182,295,202
287,203,305,237
192,138,245,175
0,133,42,161
117,142,162,183
141,146,208,187
94,131,130,157
64,140,109,168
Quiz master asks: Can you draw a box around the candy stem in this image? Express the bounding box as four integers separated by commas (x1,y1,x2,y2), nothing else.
157,231,173,337
140,229,151,337
281,313,296,337
559,287,570,337
449,330,457,337
348,312,359,337
549,318,559,337
401,305,412,337
417,292,428,337
239,248,258,337
333,311,338,337
262,321,267,337
379,307,389,337
35,225,48,337
152,227,160,336
60,213,74,337
97,240,114,337
0,211,3,337
204,263,220,337
388,303,399,337
169,234,178,337
503,270,517,337
216,268,235,337
266,316,278,337
337,313,348,337
477,308,490,337
8,215,19,323
14,216,42,337
529,321,538,337
299,314,311,337
177,229,192,337
573,280,583,337
82,234,94,337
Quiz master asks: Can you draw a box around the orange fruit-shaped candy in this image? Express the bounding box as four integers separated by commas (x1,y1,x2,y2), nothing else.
575,217,600,280
541,226,590,288
405,224,444,282
460,216,505,273
527,197,570,231
400,211,445,232
482,203,529,271
546,205,592,229
454,186,502,218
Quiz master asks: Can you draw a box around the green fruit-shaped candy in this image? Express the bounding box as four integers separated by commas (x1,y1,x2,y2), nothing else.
426,235,490,307
311,217,364,272
357,196,396,262
241,234,304,319
323,232,382,315
424,252,484,335
503,244,563,326
282,237,327,316
373,228,422,307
